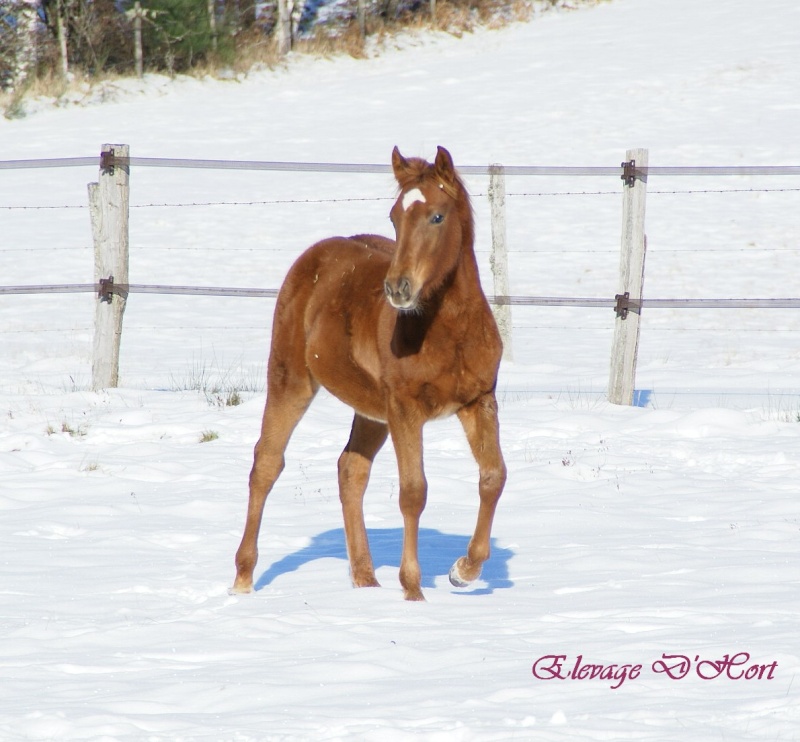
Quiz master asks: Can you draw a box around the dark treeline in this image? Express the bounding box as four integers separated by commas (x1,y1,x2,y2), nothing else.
2,1,291,88
1,0,567,96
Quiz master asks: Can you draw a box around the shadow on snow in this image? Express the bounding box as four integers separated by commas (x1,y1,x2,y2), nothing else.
254,527,514,595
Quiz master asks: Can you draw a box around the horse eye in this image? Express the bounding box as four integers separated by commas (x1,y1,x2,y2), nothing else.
430,213,444,225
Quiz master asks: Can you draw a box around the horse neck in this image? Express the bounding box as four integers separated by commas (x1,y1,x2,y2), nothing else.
391,220,486,356
444,214,484,307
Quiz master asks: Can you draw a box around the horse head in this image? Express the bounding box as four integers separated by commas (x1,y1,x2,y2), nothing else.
384,146,471,311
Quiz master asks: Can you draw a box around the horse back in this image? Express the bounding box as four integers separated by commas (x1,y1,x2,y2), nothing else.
349,234,396,256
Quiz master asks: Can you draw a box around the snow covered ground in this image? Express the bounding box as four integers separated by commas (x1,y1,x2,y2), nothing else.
2,0,800,739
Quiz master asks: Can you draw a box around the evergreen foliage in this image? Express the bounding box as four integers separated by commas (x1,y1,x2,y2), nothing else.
122,0,213,73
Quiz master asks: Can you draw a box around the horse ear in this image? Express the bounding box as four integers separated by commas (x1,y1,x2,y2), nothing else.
434,146,456,186
392,146,411,181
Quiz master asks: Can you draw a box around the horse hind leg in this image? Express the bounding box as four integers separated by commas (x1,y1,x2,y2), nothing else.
232,366,317,594
338,414,388,588
450,392,507,588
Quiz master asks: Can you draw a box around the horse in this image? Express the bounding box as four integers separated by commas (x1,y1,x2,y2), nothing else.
231,146,507,601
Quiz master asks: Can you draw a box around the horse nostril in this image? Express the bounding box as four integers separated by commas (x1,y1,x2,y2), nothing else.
384,276,414,307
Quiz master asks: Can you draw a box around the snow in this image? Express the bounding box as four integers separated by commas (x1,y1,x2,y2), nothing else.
2,0,800,739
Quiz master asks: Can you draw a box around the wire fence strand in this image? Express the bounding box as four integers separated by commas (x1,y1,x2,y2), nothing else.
3,187,800,212
3,154,800,177
2,282,799,310
3,156,798,315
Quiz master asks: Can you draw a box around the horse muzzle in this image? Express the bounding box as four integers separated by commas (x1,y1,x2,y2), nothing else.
384,276,419,311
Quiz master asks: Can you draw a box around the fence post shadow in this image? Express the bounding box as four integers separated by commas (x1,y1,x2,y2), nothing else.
253,527,514,595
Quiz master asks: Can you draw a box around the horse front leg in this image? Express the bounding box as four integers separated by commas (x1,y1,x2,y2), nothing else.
450,392,507,587
338,414,389,588
388,405,427,601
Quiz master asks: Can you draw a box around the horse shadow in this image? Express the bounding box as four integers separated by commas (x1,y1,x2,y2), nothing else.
254,527,514,595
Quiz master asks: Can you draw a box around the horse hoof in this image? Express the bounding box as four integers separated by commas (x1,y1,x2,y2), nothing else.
229,579,254,595
449,558,479,588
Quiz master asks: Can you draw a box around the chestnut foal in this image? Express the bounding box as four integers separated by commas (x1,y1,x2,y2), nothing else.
232,146,506,601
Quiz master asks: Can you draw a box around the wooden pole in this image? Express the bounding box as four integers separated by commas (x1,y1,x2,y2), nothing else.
13,1,38,91
277,0,292,55
608,148,648,405
56,0,70,79
357,0,366,39
489,164,512,361
133,1,143,78
89,144,130,391
207,0,218,53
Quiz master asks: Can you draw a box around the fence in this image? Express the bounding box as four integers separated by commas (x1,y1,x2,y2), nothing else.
2,145,800,404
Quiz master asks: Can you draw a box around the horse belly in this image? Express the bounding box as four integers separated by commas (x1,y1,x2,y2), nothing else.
303,244,390,421
403,374,486,421
307,341,387,422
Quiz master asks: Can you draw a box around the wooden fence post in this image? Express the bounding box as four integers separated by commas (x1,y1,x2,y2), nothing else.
89,144,130,390
608,148,648,405
489,164,513,361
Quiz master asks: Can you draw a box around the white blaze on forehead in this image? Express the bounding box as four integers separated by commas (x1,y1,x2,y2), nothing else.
402,188,426,211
